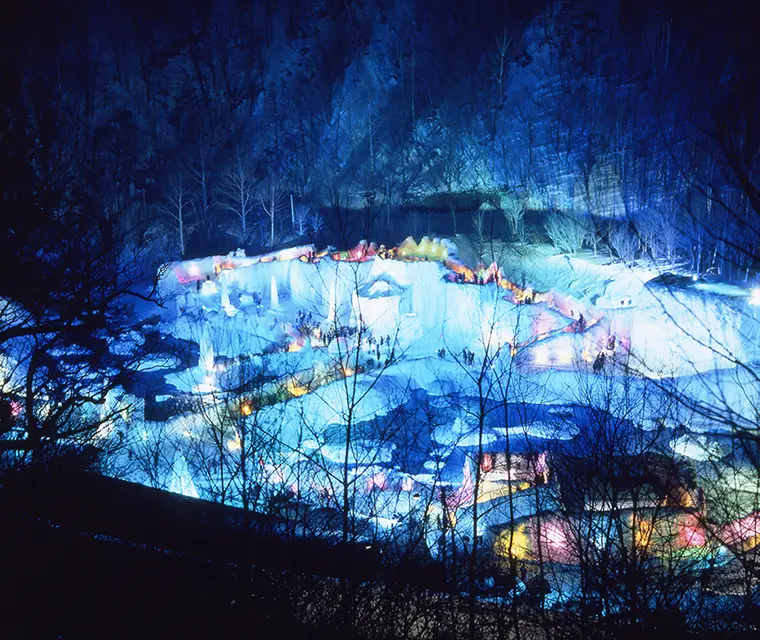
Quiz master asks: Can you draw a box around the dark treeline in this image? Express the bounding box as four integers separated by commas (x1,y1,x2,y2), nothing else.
1,0,757,271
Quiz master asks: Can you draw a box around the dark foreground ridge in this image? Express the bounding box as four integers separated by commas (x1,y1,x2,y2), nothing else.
3,466,757,640
0,466,429,639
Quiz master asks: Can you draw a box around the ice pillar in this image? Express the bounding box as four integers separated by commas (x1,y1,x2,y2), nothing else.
270,274,279,310
351,289,361,327
169,453,199,498
198,325,215,372
327,278,337,324
220,271,231,308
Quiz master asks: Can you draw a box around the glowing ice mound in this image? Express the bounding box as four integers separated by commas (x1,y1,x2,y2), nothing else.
108,330,146,356
290,378,394,427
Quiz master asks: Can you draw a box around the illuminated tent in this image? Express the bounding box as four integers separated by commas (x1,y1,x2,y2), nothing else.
397,236,419,259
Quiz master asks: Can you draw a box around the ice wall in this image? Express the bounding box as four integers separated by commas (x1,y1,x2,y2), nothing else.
165,250,760,377
630,286,751,376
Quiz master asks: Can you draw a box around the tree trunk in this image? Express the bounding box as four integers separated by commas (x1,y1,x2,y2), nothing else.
179,214,184,257
270,187,275,246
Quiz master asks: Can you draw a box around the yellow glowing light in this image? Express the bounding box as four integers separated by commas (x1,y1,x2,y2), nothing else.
342,366,354,377
634,517,653,549
241,403,252,416
287,340,303,352
286,379,309,397
478,479,531,503
494,524,531,560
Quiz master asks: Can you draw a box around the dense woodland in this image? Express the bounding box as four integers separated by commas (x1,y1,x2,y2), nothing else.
1,0,757,270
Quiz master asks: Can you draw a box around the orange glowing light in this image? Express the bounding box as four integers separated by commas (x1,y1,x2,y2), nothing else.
241,403,252,416
634,517,653,549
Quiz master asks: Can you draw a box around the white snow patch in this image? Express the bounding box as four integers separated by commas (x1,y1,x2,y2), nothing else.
670,435,726,461
507,421,578,440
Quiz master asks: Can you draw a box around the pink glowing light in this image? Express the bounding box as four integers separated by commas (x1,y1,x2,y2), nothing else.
367,470,388,492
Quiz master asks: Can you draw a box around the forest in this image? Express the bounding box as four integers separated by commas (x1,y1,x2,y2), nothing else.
1,0,756,270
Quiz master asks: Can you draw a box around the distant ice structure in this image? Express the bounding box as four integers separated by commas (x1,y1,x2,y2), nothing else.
220,270,235,316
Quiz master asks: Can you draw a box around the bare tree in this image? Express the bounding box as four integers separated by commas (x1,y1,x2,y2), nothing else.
472,209,488,260
500,192,526,243
161,169,192,257
0,222,158,467
260,182,284,247
608,223,639,265
544,212,594,255
309,208,325,239
219,151,255,238
293,203,311,236
190,140,213,234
